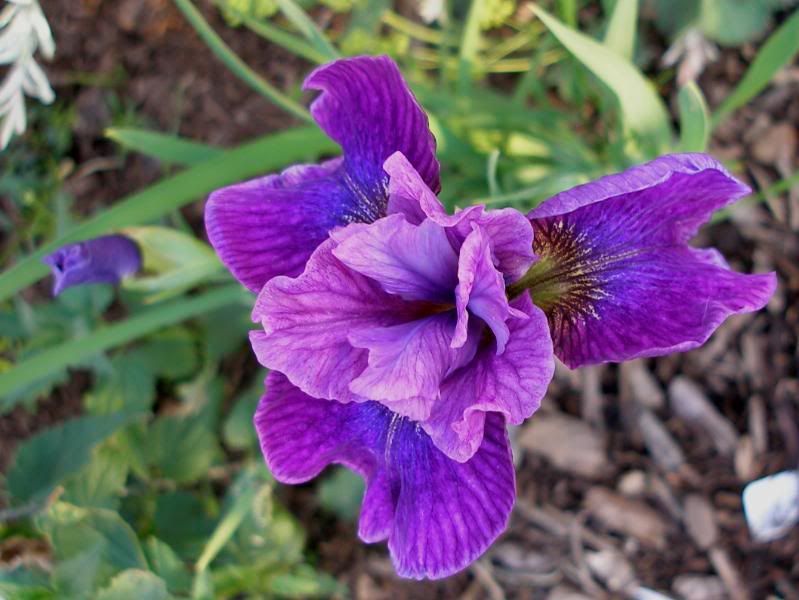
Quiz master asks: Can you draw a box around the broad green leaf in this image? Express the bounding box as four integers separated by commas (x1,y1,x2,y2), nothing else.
154,492,216,560
0,285,250,405
269,566,343,598
144,538,191,595
85,352,156,415
95,570,170,600
6,413,134,504
699,0,772,46
106,128,222,166
136,327,200,380
0,127,337,303
677,81,711,152
173,0,312,122
531,4,672,154
275,0,340,62
0,567,54,600
712,9,799,127
62,444,130,510
318,468,364,521
223,383,262,450
145,415,220,484
603,0,637,60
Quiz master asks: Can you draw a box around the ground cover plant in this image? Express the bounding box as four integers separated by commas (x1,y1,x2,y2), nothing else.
1,0,798,598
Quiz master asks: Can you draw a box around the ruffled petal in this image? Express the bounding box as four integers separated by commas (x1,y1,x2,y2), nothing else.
206,159,361,292
348,313,478,420
251,238,409,402
332,213,458,303
424,294,554,462
42,234,141,296
384,151,534,281
523,153,776,368
305,56,440,200
256,373,515,580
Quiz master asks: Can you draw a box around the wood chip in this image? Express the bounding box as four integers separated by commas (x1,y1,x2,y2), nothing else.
584,487,669,549
672,574,727,600
636,408,685,472
620,360,665,409
585,549,637,594
669,377,738,457
683,494,719,550
519,413,611,479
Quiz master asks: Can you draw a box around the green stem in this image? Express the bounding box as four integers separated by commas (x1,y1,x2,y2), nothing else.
0,285,251,400
172,0,312,123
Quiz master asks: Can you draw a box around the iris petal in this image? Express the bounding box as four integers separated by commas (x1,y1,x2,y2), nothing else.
256,372,515,580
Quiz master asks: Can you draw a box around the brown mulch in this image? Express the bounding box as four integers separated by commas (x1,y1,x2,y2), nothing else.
2,1,798,598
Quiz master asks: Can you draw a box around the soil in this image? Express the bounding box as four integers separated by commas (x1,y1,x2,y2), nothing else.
2,1,798,598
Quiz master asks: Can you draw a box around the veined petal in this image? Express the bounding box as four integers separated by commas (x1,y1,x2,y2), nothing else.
205,159,358,292
305,56,440,200
256,373,515,580
348,313,478,419
251,238,409,403
42,234,141,296
424,294,554,462
332,213,458,303
521,153,777,368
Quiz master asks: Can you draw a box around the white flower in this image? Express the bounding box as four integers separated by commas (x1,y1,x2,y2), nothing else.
0,0,55,149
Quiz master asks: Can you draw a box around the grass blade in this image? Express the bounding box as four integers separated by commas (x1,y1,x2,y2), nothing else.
228,8,328,64
712,9,799,128
106,128,223,166
172,0,313,123
0,127,338,302
458,0,487,94
0,285,250,401
275,0,340,62
603,0,637,60
677,81,710,152
531,4,672,154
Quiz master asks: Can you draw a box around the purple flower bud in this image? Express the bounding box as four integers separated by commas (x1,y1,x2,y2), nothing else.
42,234,142,296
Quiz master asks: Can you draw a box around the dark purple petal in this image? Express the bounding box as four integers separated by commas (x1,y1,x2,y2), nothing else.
305,56,440,199
256,372,515,579
524,153,777,368
205,159,361,293
332,213,458,303
424,294,554,462
384,151,535,281
42,234,141,296
251,238,409,403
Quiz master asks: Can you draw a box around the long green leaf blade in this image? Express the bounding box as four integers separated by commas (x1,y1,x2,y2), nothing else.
0,127,337,302
531,4,672,153
106,128,223,166
275,0,340,62
0,285,250,401
677,81,710,152
603,0,637,60
172,0,313,123
712,9,799,128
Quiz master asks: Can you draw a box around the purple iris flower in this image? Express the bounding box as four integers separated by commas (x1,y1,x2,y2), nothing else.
42,234,142,296
205,55,775,579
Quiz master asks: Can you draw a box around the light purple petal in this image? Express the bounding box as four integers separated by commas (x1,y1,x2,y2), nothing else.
348,313,478,420
453,226,526,353
305,56,440,199
251,238,409,403
332,213,458,303
42,234,141,296
524,153,776,368
205,159,363,293
424,294,554,462
256,372,515,580
385,151,535,281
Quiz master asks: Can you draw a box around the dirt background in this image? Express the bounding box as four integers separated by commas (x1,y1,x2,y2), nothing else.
2,0,798,598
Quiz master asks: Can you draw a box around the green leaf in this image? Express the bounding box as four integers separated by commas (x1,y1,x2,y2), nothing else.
531,4,672,154
136,327,200,380
318,468,364,521
144,537,192,595
0,285,250,406
6,413,135,504
145,415,220,484
223,383,262,450
677,81,711,152
458,0,488,93
62,444,130,510
85,352,156,415
699,0,772,46
95,570,171,600
0,126,337,303
712,9,799,127
36,502,147,592
274,0,340,62
603,0,637,60
154,492,215,559
269,566,343,598
106,128,223,166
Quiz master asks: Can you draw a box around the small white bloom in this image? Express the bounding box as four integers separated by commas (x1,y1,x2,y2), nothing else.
742,470,799,542
0,0,54,150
